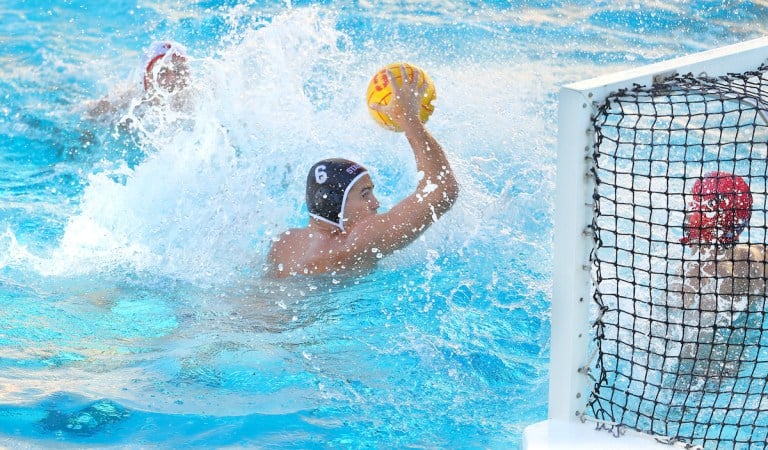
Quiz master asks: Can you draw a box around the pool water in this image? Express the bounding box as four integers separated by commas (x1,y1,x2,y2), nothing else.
1,1,767,448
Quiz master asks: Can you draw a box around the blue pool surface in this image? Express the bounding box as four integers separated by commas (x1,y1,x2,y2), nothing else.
1,1,767,448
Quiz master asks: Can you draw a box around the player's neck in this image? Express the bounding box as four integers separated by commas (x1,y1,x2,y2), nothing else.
309,217,344,236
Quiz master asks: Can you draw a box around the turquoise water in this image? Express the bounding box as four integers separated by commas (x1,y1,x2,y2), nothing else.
1,1,767,448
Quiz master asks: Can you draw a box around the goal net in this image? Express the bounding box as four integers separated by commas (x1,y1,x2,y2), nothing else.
552,38,768,450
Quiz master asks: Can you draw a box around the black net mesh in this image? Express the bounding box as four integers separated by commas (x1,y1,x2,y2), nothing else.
586,65,768,449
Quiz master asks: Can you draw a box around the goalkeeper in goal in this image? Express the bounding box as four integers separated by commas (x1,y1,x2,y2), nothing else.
675,171,766,376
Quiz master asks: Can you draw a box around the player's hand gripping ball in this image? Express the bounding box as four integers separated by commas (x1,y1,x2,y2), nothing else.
366,62,436,132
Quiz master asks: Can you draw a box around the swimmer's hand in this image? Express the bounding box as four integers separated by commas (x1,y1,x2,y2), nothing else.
369,64,427,129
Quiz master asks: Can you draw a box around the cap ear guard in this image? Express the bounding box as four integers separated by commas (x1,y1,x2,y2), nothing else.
308,185,344,225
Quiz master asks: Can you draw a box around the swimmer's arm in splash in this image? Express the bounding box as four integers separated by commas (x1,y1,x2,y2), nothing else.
354,66,460,257
83,84,137,121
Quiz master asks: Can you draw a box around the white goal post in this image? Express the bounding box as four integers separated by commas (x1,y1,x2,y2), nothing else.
526,36,768,449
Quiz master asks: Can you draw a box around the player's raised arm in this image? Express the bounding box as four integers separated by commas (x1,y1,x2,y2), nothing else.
355,65,459,255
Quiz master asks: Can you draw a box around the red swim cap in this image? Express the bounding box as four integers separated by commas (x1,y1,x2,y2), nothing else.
680,171,752,245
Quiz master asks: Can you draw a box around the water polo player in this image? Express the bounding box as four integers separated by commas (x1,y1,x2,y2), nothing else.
678,171,765,308
673,172,766,376
85,40,190,120
268,66,459,277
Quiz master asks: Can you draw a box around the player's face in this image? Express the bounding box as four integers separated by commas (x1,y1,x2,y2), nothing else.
342,174,379,227
157,56,189,92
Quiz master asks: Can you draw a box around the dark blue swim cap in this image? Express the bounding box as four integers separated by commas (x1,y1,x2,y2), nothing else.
306,158,368,230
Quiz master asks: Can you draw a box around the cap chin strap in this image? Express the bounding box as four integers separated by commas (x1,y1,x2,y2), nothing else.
309,171,369,232
309,213,344,231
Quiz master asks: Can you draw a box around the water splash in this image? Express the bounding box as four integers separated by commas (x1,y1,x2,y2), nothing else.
16,6,548,289
45,8,360,284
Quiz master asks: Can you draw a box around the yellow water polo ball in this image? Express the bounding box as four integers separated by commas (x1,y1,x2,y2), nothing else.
366,62,436,132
